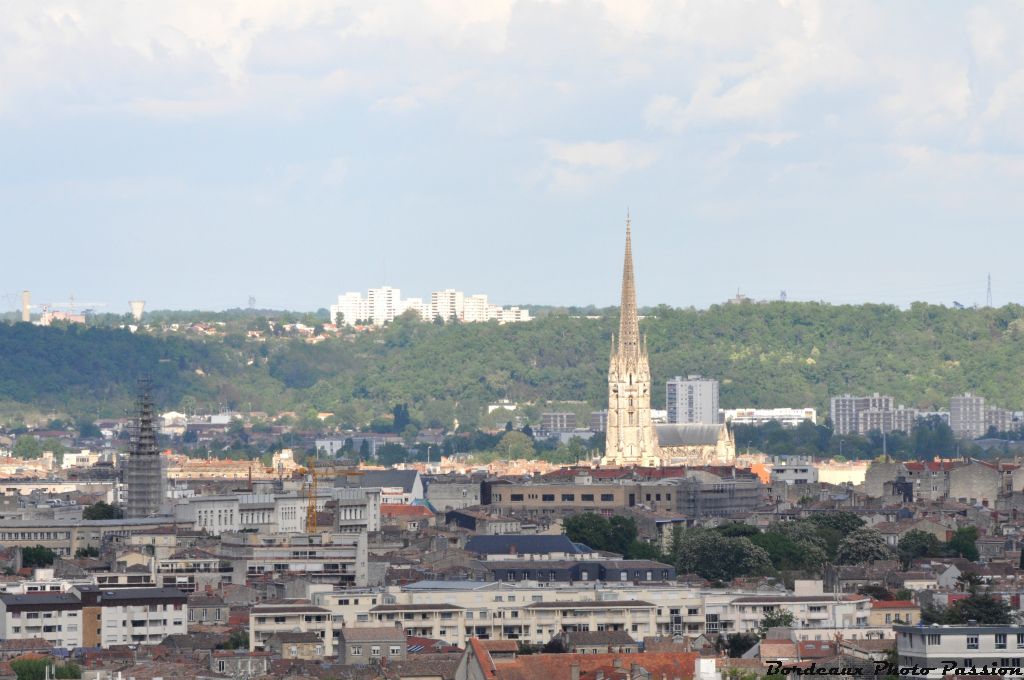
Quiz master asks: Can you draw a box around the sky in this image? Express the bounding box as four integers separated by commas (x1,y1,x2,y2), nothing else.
2,1,1024,312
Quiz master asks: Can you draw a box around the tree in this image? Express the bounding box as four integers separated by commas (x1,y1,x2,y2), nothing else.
808,512,865,535
497,431,535,460
924,593,1012,625
945,526,980,561
608,515,639,556
758,609,796,638
392,403,411,433
564,513,613,552
76,418,102,438
836,527,892,565
21,545,57,568
857,584,894,601
719,632,760,658
955,572,984,594
897,529,944,567
377,442,409,467
11,660,81,680
949,593,1012,624
82,501,123,520
674,529,773,582
75,546,100,558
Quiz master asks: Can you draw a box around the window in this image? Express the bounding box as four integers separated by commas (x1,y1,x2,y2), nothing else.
927,635,941,645
371,646,381,657
581,494,594,502
542,494,555,502
511,494,524,501
390,645,401,655
688,608,699,616
600,494,614,502
218,661,225,673
885,614,891,624
1017,634,1024,649
351,645,362,656
998,634,1008,650
561,494,575,502
967,636,979,650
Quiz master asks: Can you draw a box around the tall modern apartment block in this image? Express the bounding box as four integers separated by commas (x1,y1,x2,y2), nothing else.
666,375,720,425
829,393,894,435
950,393,987,439
124,382,166,518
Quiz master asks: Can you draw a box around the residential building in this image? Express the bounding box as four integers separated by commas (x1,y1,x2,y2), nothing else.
950,393,987,439
667,376,720,425
426,479,481,511
541,413,577,433
769,455,819,486
187,593,229,627
868,600,920,627
830,394,894,436
250,601,334,654
445,509,520,535
332,287,530,327
895,624,1024,675
857,407,919,436
554,629,639,654
721,408,817,428
0,592,83,650
337,626,407,665
219,531,368,586
266,631,325,660
91,587,188,649
590,411,608,433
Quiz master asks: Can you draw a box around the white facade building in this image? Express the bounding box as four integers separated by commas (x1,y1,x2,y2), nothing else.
722,408,817,428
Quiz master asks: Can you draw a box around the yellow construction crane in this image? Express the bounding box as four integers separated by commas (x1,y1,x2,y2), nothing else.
299,463,363,533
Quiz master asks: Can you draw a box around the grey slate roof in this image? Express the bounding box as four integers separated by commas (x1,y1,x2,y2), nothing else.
464,534,586,557
348,470,420,492
563,630,638,646
656,423,727,447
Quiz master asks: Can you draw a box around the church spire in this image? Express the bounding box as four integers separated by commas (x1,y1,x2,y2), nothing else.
617,214,640,362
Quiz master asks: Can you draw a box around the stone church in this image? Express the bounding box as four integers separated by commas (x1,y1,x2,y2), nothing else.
600,219,735,468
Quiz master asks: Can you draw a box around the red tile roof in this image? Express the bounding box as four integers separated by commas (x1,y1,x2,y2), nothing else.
871,600,918,609
466,637,698,680
381,504,435,518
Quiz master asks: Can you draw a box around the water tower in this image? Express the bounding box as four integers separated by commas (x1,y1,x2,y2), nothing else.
129,300,146,321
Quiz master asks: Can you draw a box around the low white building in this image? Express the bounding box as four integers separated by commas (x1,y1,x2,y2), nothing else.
896,624,1024,676
0,592,83,650
769,455,820,486
722,407,817,427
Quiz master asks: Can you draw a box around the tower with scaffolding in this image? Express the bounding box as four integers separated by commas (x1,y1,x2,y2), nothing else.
124,380,167,518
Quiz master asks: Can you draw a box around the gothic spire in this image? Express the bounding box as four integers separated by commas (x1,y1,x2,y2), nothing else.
617,214,640,361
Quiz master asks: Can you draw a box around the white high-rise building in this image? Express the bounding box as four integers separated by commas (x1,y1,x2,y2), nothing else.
331,287,529,326
431,289,464,321
330,293,369,326
666,375,720,425
462,294,492,322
